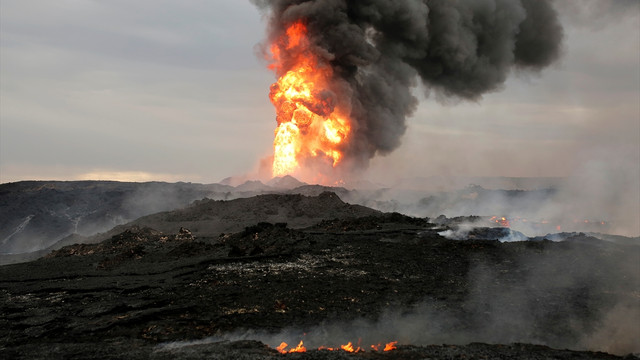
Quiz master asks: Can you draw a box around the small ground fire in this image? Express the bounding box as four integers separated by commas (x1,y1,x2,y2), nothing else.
268,21,351,178
275,340,398,353
488,215,609,233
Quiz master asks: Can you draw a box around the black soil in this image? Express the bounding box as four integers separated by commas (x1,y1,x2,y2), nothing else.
1,205,638,359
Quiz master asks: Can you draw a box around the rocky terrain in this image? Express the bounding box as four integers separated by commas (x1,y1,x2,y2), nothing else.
0,181,233,255
0,178,579,262
1,193,638,359
0,179,379,261
100,191,380,241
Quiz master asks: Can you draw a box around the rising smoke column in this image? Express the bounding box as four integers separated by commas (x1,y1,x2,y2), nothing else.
254,0,563,178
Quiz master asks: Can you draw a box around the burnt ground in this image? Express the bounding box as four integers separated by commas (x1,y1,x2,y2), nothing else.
1,212,639,359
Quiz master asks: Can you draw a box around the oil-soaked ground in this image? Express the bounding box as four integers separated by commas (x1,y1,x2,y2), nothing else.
1,205,638,359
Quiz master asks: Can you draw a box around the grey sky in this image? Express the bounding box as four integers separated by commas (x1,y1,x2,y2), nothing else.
1,0,638,185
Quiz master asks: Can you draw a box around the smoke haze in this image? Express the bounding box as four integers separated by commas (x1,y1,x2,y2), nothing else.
164,235,639,355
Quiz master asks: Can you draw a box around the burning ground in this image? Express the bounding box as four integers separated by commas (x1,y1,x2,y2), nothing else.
1,193,638,359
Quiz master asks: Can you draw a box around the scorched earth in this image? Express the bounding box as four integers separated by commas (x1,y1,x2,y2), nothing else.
1,193,638,359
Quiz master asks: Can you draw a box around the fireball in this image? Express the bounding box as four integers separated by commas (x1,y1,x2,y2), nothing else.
268,21,351,178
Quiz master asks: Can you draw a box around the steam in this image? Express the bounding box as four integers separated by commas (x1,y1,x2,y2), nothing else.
253,0,563,171
437,223,529,242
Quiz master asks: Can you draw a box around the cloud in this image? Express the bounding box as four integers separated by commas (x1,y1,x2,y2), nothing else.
0,0,277,183
76,170,197,183
0,0,638,185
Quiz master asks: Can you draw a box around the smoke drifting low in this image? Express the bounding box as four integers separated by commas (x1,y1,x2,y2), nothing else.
253,0,563,170
160,236,639,356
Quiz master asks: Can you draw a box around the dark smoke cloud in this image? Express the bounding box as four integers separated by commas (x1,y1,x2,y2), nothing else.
253,0,563,170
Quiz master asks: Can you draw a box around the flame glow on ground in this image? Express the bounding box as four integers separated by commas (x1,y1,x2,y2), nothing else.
268,21,351,179
489,216,608,232
275,340,398,353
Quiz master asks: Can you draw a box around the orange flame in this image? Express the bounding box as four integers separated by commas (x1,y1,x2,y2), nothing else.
276,341,306,353
385,341,398,351
489,216,510,227
276,340,398,353
371,341,398,351
268,20,351,178
340,341,362,353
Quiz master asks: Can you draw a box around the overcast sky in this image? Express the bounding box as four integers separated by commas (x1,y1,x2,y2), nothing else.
1,0,638,185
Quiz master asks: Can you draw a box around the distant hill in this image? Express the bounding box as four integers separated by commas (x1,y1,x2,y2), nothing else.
90,192,381,242
394,176,563,191
3,176,614,261
267,175,307,189
0,178,371,257
0,181,232,254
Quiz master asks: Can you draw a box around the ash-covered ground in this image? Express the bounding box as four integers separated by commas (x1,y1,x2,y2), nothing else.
4,177,630,264
1,192,638,359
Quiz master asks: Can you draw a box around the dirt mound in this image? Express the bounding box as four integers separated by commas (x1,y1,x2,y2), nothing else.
97,192,381,240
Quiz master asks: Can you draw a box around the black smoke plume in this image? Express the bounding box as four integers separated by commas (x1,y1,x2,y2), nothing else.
253,0,563,171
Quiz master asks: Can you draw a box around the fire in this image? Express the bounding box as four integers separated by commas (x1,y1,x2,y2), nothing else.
489,216,609,232
340,342,361,353
268,20,351,178
371,341,398,351
277,341,306,353
489,216,610,232
489,216,510,227
275,340,398,353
